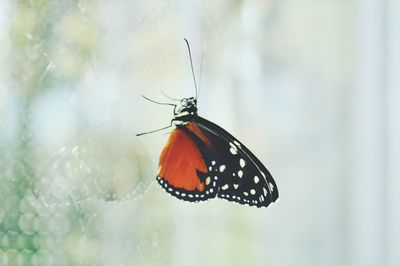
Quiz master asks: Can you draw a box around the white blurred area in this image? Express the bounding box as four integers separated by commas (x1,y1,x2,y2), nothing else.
0,0,399,266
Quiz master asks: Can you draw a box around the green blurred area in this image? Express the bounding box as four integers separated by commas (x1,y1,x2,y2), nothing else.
1,1,156,265
1,1,399,266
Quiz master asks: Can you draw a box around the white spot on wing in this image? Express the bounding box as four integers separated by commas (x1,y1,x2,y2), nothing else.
263,187,268,196
211,161,216,165
219,165,226,172
222,184,229,190
250,189,256,195
229,147,237,155
229,142,238,150
205,176,211,185
233,140,241,147
254,176,259,184
269,182,275,191
240,159,246,168
238,170,243,178
233,184,239,189
243,192,249,196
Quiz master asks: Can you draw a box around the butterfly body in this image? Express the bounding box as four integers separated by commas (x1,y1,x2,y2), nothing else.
156,97,279,208
139,39,278,208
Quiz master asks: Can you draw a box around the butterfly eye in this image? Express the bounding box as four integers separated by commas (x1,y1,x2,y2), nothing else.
181,98,188,106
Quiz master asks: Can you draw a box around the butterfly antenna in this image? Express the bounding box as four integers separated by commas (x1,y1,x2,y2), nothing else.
198,52,204,99
184,38,198,100
141,95,177,107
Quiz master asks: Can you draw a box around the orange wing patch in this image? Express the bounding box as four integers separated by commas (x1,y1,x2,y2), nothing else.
185,122,212,148
158,123,212,192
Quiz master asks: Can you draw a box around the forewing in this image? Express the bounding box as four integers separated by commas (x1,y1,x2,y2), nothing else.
192,116,279,208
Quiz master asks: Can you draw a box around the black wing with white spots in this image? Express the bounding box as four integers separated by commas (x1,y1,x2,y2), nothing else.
191,116,279,208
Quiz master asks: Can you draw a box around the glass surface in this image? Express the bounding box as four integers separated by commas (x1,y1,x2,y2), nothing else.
1,1,399,266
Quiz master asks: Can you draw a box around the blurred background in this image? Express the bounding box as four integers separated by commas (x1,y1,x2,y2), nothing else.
0,0,399,265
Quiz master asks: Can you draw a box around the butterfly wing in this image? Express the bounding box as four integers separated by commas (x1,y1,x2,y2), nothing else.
192,115,279,207
157,123,220,201
157,116,279,208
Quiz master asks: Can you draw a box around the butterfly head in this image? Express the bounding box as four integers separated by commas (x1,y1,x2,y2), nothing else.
176,97,198,116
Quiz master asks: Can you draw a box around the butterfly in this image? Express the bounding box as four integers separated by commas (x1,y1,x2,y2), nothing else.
137,39,279,208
